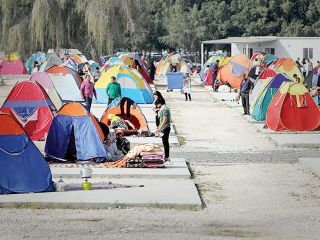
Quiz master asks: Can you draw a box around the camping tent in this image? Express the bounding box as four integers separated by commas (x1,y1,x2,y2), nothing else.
251,74,291,121
45,103,107,161
119,53,153,83
217,53,250,89
0,81,56,140
0,53,28,75
95,65,153,104
268,58,304,83
39,53,63,72
156,53,189,75
30,72,63,109
0,113,54,194
101,97,149,134
200,56,223,82
88,60,101,73
46,66,83,102
70,54,87,65
249,69,277,103
266,82,320,131
25,52,46,73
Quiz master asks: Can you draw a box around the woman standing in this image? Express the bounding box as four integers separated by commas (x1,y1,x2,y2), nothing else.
80,74,96,112
152,91,166,127
183,72,192,101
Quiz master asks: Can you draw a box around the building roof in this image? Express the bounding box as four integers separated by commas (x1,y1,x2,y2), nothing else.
202,37,278,44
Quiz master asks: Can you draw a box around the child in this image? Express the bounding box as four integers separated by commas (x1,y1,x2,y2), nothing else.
183,72,192,101
115,129,130,155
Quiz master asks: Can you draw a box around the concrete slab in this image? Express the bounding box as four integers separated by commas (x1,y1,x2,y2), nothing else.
50,158,190,179
0,178,202,210
269,134,320,148
300,158,320,177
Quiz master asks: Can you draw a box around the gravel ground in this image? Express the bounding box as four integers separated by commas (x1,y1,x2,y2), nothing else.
1,77,320,240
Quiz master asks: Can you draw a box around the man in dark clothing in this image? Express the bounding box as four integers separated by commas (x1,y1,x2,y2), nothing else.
239,73,254,115
211,60,220,90
149,60,156,81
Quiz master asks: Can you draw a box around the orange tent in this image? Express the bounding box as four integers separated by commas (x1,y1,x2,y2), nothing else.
101,98,149,134
217,53,250,89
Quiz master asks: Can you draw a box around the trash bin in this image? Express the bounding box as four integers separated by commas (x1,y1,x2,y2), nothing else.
166,72,184,92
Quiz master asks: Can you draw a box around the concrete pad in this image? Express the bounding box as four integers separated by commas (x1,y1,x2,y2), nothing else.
300,158,320,177
50,158,190,179
0,178,202,210
269,134,320,148
300,158,320,176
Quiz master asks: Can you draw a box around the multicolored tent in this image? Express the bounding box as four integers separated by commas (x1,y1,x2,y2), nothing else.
268,58,304,83
251,74,291,121
70,54,87,65
262,54,277,66
39,53,63,72
46,66,83,102
25,52,46,73
45,103,107,161
0,53,28,75
249,69,277,103
0,113,54,194
0,81,56,140
88,60,101,73
100,57,124,72
101,97,149,134
156,53,189,75
119,53,153,83
30,72,63,109
95,65,153,104
200,56,223,82
217,53,250,89
266,82,320,131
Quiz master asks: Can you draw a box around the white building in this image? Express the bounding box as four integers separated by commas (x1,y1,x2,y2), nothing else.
201,36,320,66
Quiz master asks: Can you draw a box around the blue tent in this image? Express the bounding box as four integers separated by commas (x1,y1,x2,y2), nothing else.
25,52,46,73
0,113,54,194
45,103,107,161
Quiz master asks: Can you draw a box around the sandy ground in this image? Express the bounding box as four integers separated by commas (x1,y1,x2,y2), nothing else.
1,77,320,239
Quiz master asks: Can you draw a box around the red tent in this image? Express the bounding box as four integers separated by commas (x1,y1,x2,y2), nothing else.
0,59,28,75
266,82,320,131
0,81,56,140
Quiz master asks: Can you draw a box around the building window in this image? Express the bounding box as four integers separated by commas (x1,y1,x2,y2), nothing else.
265,48,275,55
303,48,313,59
243,48,246,54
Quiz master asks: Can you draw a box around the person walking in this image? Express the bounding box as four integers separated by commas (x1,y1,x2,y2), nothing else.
80,74,96,112
302,58,307,77
152,91,165,127
211,60,220,90
106,76,121,105
239,73,254,115
155,98,171,161
149,60,156,81
183,72,192,101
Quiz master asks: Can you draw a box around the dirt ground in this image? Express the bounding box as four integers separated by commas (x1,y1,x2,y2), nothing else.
1,78,320,240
